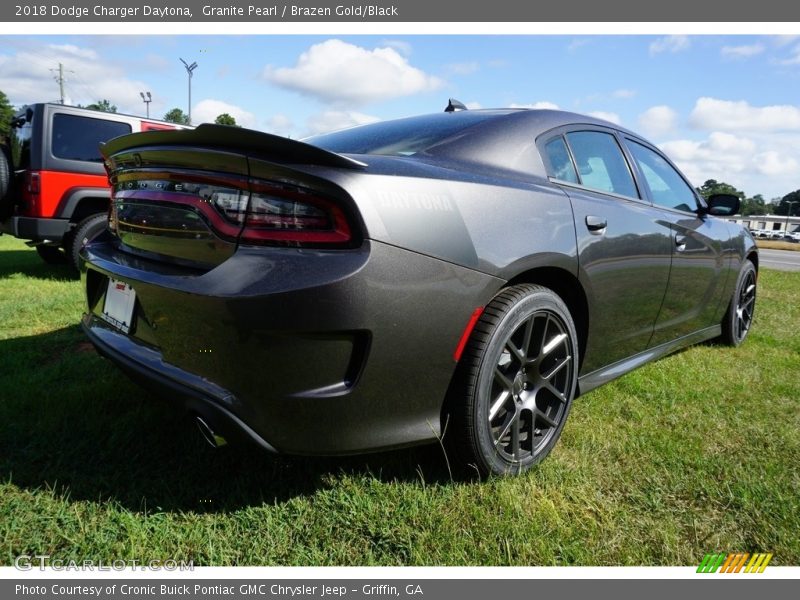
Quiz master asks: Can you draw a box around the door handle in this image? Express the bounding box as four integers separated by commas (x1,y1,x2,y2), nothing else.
585,215,607,232
675,234,687,251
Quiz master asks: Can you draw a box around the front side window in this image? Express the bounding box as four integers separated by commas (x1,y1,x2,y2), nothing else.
627,140,698,213
51,114,132,162
565,131,638,198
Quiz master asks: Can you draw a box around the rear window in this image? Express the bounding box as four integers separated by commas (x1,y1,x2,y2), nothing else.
306,112,502,156
51,114,132,162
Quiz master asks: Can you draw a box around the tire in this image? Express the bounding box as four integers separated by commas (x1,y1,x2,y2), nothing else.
67,212,108,271
0,144,12,220
719,260,757,347
447,284,579,477
36,245,68,264
0,145,9,200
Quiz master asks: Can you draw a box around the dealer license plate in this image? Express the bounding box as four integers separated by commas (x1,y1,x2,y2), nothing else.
102,279,136,334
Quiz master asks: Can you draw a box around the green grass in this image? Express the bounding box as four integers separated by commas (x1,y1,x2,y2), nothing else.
0,234,798,566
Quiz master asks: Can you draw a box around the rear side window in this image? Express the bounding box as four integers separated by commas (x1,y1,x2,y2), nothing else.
543,137,578,183
566,131,638,198
11,115,33,170
626,140,698,213
51,114,132,162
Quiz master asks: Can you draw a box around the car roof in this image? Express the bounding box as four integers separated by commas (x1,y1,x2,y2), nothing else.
409,108,645,180
448,107,641,140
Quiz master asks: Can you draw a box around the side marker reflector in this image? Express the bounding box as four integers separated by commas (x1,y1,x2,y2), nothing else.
453,307,484,363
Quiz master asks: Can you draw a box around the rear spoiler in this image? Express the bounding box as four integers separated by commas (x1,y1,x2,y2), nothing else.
101,123,367,170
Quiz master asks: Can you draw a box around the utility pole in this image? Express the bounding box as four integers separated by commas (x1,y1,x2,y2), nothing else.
179,58,197,124
50,63,73,104
786,201,798,234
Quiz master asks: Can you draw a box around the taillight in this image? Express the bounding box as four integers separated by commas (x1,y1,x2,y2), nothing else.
27,171,40,194
112,176,355,248
240,185,352,245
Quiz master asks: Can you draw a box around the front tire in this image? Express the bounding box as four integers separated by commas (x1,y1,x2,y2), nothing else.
720,260,757,346
67,213,108,271
447,284,578,477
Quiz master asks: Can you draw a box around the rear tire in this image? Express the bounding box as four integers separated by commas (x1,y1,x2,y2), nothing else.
67,212,107,271
446,284,578,477
720,260,757,346
0,144,12,220
36,245,68,264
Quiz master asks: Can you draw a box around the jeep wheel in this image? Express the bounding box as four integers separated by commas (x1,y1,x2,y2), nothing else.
0,145,12,219
68,213,108,271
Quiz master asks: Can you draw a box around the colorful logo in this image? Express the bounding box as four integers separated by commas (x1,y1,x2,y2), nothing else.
697,553,773,573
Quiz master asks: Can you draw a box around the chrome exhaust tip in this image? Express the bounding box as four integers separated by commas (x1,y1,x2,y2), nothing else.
195,416,228,448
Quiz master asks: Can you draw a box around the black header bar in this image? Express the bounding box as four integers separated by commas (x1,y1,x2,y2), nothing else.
3,0,800,22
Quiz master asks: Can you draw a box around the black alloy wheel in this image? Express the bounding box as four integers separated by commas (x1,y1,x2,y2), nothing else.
721,260,757,346
448,284,578,477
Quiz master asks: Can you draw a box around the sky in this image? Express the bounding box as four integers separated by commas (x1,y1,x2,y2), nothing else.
1,34,799,200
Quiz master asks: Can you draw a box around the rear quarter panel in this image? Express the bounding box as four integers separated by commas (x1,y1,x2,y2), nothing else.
325,168,578,278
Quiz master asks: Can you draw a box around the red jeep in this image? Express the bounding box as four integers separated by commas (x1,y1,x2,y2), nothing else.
1,103,186,269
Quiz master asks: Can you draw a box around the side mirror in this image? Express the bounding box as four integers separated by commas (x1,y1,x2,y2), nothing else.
704,193,740,217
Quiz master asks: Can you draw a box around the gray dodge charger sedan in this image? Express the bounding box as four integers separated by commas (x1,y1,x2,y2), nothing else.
81,106,757,476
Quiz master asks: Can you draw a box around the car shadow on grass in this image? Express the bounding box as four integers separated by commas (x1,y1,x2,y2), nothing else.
0,248,76,281
0,326,455,515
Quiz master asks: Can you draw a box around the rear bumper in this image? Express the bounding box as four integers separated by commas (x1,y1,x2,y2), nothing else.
80,237,503,455
1,216,71,243
82,314,279,453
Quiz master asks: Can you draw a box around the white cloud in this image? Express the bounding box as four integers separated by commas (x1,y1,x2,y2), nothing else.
659,132,800,195
753,151,799,176
660,132,757,186
465,101,483,110
446,62,480,75
567,39,591,53
777,44,800,66
649,35,690,55
264,114,293,137
613,89,637,99
0,43,151,114
191,99,256,128
638,105,678,137
773,35,800,47
720,44,764,59
305,110,381,136
588,111,621,125
690,97,800,132
381,40,412,57
510,101,559,110
264,39,443,105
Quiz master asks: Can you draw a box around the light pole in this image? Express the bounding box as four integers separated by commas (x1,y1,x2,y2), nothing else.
139,91,152,118
786,200,798,235
180,58,197,124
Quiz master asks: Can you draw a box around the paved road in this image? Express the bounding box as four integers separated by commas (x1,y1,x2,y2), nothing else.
758,248,800,272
